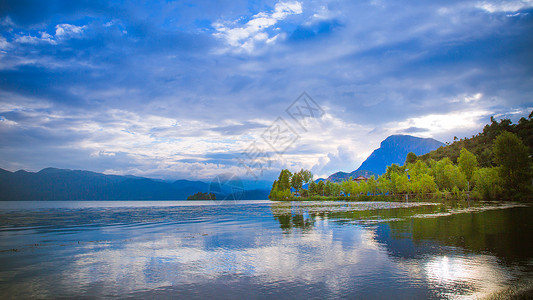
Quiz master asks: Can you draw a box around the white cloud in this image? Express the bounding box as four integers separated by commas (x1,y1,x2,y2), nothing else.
476,0,533,13
13,24,86,46
0,36,10,50
388,109,491,139
15,32,57,45
0,115,17,127
449,93,483,104
464,93,483,103
55,24,87,39
213,1,302,53
311,145,357,178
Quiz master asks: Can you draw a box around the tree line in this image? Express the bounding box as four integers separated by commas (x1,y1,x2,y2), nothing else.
269,129,532,201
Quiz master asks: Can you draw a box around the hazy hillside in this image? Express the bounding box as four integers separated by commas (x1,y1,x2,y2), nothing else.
0,168,269,200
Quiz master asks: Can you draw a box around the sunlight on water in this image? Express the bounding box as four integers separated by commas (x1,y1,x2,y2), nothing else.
0,200,532,299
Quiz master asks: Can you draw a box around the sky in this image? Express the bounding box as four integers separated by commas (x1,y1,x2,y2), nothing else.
0,0,532,183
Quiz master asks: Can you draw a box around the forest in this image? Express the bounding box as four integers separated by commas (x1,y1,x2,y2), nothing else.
269,112,533,201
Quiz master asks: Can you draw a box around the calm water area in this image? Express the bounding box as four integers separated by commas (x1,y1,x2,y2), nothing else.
0,200,532,299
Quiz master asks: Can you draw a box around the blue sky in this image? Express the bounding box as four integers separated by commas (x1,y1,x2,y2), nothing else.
0,0,532,182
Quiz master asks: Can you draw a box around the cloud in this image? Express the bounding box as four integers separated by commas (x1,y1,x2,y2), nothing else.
0,0,531,182
213,1,302,52
55,24,86,39
14,31,56,44
0,36,10,49
387,108,492,141
476,0,533,13
311,146,358,178
10,23,86,48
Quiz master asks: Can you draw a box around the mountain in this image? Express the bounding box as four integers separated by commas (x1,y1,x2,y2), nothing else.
355,135,444,174
323,135,444,181
0,167,269,201
357,135,444,174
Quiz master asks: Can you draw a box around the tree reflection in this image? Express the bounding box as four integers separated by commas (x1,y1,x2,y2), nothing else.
270,201,533,264
270,202,319,233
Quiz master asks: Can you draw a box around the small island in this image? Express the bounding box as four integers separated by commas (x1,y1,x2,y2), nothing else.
187,192,216,200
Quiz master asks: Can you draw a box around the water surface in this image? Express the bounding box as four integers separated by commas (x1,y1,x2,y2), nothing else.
0,200,532,299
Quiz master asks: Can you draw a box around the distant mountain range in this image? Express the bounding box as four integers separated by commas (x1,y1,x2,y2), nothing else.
0,168,269,201
325,135,444,182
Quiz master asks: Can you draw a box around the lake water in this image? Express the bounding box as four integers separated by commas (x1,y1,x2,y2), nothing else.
0,200,532,299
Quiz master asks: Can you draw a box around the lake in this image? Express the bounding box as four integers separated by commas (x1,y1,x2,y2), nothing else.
0,200,532,299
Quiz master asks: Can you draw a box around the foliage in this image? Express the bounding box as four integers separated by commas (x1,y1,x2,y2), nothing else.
457,148,478,183
269,111,532,201
405,152,417,165
471,167,502,200
308,181,317,195
493,131,532,197
317,181,325,196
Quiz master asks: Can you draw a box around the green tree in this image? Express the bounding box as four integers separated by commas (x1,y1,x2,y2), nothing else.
308,181,317,195
317,180,325,196
324,181,332,196
351,180,362,195
389,172,401,194
269,180,278,200
300,169,313,184
386,164,405,177
458,147,478,183
394,173,409,194
367,176,378,195
331,182,341,196
278,169,292,191
432,158,467,190
415,174,437,194
378,175,391,194
472,167,502,200
408,160,429,180
405,152,417,165
493,131,532,196
445,164,467,190
341,180,351,196
479,148,493,167
358,180,369,195
291,172,303,194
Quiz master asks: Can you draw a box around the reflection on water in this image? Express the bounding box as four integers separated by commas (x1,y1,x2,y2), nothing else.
0,200,532,299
